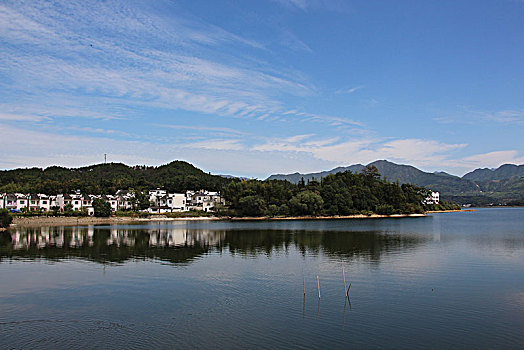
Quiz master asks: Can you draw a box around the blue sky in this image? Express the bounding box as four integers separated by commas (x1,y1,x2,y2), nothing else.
1,0,523,178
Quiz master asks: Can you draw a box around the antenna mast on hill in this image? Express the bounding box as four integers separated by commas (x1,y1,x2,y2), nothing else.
104,154,107,164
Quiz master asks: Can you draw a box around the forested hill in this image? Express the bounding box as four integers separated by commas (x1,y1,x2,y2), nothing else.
224,167,456,216
268,160,479,194
267,160,524,205
0,161,231,194
462,164,524,181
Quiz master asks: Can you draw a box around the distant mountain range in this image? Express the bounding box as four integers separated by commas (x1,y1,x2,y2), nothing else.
267,160,524,205
2,160,523,206
462,164,524,181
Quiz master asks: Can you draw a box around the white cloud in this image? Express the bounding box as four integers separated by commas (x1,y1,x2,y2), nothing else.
434,107,524,126
0,125,333,178
280,30,313,53
183,139,245,151
252,135,469,171
0,0,328,126
153,124,248,136
272,0,350,12
0,113,47,122
1,123,522,178
376,139,467,166
336,86,364,94
450,150,524,171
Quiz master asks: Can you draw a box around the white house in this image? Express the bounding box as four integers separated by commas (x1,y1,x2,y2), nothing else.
186,190,224,212
2,188,223,214
425,191,440,205
148,189,186,213
115,190,134,211
15,194,28,210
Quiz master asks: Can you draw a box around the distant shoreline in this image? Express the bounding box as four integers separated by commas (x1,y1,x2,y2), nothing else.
6,211,476,227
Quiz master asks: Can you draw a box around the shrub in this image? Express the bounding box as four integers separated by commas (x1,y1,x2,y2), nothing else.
0,209,13,228
93,198,112,217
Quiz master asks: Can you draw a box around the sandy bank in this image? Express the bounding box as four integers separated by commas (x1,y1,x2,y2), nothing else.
426,209,474,213
11,215,225,227
230,214,426,221
11,213,432,227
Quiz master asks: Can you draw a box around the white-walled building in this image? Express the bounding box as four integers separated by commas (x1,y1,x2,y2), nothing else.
148,189,187,213
186,190,225,212
1,188,223,214
425,191,440,205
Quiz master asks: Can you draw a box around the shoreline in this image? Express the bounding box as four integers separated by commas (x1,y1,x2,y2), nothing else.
9,212,436,227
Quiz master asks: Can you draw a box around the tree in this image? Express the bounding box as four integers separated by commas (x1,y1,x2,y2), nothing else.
133,190,151,211
238,196,267,216
289,191,324,216
62,204,74,216
0,209,12,228
362,165,381,181
93,198,112,217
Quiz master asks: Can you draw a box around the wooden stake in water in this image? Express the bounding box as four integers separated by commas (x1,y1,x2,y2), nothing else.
343,266,347,297
302,268,306,296
317,275,321,299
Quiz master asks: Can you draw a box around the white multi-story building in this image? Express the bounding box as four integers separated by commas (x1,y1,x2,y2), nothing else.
425,191,440,205
115,190,134,211
1,188,223,214
16,194,28,210
148,189,187,213
186,190,225,212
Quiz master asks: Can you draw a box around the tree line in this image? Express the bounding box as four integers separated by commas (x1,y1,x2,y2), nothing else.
0,161,230,195
1,161,459,219
223,166,459,217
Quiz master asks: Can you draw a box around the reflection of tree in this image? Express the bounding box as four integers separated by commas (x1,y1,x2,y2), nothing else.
221,230,425,262
0,226,426,265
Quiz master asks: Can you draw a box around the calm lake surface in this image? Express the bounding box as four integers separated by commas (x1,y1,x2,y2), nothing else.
1,208,523,349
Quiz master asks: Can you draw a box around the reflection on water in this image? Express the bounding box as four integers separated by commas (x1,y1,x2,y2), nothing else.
1,224,426,265
1,209,523,350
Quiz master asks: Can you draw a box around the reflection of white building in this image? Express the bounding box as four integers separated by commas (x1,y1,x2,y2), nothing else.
10,226,225,251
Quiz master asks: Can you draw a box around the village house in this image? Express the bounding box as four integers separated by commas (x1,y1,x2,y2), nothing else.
186,190,225,212
1,188,224,214
148,189,187,213
424,191,440,205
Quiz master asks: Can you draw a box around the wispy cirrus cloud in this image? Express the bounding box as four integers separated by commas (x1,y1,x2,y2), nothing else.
434,107,524,126
272,0,350,12
0,113,48,122
279,30,313,53
1,122,521,178
448,150,524,171
0,0,329,128
253,135,467,169
152,124,248,136
336,86,364,94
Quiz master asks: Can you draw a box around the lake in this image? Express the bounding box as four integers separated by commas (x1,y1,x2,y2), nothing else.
1,208,523,349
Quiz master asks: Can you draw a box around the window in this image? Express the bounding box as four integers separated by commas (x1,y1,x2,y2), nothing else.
42,201,47,204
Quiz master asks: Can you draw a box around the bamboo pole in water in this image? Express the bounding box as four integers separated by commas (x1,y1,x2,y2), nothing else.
302,268,306,296
343,266,347,297
317,275,321,299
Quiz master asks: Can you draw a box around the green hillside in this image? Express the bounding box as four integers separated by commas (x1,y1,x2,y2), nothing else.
0,161,231,195
266,160,524,205
463,164,524,181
